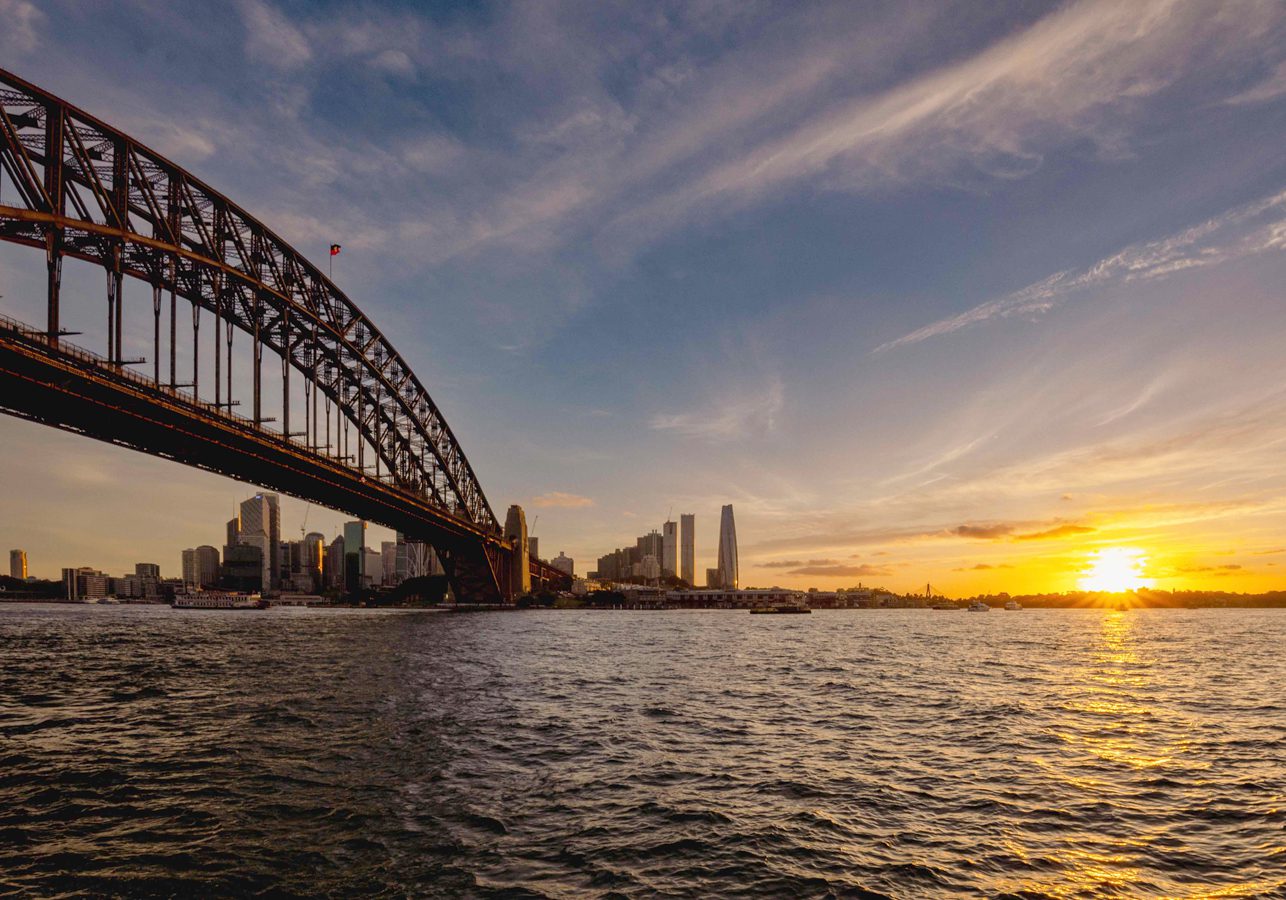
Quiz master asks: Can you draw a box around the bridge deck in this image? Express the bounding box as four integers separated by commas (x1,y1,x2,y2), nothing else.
0,312,521,601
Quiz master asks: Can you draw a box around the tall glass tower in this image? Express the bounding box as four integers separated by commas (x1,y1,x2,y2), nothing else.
680,514,695,585
717,504,738,590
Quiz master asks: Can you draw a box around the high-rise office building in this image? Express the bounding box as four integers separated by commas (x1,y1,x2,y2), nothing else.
662,520,678,577
181,546,220,589
637,530,663,568
226,515,241,549
325,536,346,589
680,514,695,585
9,549,27,580
239,493,281,590
343,521,367,590
706,567,721,589
717,504,738,590
381,541,398,586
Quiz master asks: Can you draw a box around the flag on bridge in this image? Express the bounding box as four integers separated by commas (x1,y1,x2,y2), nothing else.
330,243,342,256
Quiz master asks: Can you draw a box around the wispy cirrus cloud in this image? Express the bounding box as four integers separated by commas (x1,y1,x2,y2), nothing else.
530,491,595,509
759,558,841,569
650,376,784,441
877,187,1286,351
783,564,892,578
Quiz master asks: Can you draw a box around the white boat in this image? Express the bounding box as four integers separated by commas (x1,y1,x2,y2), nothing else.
967,600,990,612
172,592,266,610
1004,600,1022,610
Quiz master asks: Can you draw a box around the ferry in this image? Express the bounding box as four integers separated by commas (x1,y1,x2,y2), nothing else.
1004,599,1023,610
967,600,990,612
172,592,266,610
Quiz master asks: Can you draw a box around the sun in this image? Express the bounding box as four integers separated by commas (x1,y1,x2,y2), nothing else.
1078,547,1154,592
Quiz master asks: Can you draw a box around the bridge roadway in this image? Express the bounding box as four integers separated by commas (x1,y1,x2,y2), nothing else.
0,313,567,601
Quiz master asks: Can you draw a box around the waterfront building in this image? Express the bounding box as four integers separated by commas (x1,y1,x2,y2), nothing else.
9,549,27,580
181,546,220,589
680,514,695,585
717,504,738,591
62,566,109,600
239,493,281,590
662,520,678,577
134,563,160,579
706,567,721,589
552,552,574,577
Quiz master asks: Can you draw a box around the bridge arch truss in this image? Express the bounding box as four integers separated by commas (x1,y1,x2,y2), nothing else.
0,67,499,535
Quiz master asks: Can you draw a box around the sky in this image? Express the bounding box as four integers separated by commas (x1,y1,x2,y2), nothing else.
3,0,1286,595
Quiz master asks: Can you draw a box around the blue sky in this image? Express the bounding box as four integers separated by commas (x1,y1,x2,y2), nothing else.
4,0,1286,592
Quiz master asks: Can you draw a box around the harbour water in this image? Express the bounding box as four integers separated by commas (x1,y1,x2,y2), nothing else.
1,604,1283,897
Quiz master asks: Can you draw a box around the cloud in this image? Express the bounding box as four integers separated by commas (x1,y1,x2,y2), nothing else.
611,0,1283,249
953,563,1015,571
952,524,1015,539
1226,61,1286,105
650,377,784,440
785,564,892,578
237,0,313,70
759,558,840,569
530,491,595,509
878,186,1286,351
0,0,42,55
1176,564,1243,572
1014,524,1096,541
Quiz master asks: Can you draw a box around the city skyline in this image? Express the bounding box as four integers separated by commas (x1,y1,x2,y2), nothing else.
4,2,1286,594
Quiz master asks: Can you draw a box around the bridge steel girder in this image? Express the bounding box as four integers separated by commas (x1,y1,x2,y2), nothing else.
0,67,498,534
0,321,510,603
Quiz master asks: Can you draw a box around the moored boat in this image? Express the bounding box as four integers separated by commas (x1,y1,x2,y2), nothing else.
1004,599,1022,610
967,600,990,612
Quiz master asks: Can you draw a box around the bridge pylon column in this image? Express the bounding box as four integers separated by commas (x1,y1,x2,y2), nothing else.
504,504,531,602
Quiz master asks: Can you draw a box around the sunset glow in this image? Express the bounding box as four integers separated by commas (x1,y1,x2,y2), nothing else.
1077,548,1154,593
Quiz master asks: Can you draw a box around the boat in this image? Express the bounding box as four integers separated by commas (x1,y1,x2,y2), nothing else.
1004,600,1022,610
172,592,266,610
749,602,811,614
931,601,959,610
966,601,990,612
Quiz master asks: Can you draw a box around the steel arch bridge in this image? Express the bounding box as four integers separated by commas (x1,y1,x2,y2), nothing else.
0,68,564,602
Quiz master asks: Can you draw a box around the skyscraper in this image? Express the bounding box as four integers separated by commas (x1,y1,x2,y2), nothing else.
343,521,367,590
662,520,678,577
181,546,220,589
680,514,695,585
717,504,738,590
9,549,27,580
239,493,280,590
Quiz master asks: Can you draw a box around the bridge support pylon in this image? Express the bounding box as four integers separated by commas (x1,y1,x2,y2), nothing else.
504,505,531,602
